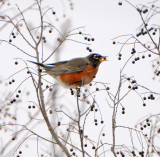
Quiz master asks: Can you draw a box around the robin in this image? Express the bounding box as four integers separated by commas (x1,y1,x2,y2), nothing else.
29,53,107,87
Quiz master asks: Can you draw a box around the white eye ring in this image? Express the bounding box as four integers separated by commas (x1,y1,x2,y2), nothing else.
94,55,98,59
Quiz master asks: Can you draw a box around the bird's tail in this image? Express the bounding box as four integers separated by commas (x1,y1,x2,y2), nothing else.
28,60,45,67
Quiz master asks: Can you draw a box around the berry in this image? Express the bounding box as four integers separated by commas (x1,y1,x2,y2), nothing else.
137,8,142,13
52,11,56,15
46,85,49,89
118,2,122,5
39,69,42,72
12,99,16,104
136,33,140,37
101,120,104,124
132,48,136,52
113,41,116,44
143,103,146,106
128,85,131,89
91,38,95,41
70,148,73,152
92,146,95,149
15,61,18,65
71,90,74,95
143,9,148,14
89,49,92,52
102,133,105,136
19,151,22,154
143,97,146,100
131,80,136,84
142,55,145,59
86,47,90,50
49,110,53,114
96,88,99,91
57,121,61,126
72,152,76,156
49,88,52,91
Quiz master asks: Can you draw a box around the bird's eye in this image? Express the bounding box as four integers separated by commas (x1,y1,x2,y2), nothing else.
94,55,98,59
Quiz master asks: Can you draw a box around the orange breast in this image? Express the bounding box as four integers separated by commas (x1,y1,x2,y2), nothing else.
60,65,98,87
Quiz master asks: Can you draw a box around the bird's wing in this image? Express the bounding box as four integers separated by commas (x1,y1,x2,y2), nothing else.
46,61,68,66
45,57,89,76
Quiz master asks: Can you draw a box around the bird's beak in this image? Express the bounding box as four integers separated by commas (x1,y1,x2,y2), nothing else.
99,56,108,62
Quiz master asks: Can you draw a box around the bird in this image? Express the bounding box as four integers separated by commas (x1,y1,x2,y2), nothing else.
29,53,107,87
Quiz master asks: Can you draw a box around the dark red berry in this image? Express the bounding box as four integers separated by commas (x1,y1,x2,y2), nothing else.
92,146,95,149
106,87,110,90
101,120,104,124
15,61,18,65
96,88,99,91
91,38,95,41
118,2,122,5
57,121,61,126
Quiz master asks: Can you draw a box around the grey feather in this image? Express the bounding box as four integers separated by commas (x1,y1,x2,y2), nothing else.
28,57,90,76
46,57,89,76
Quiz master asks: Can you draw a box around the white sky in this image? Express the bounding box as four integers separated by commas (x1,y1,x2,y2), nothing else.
0,0,160,157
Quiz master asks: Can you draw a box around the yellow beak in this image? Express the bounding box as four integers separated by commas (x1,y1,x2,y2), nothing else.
99,56,108,62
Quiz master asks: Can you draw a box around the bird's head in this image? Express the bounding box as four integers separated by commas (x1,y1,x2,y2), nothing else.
88,53,108,68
